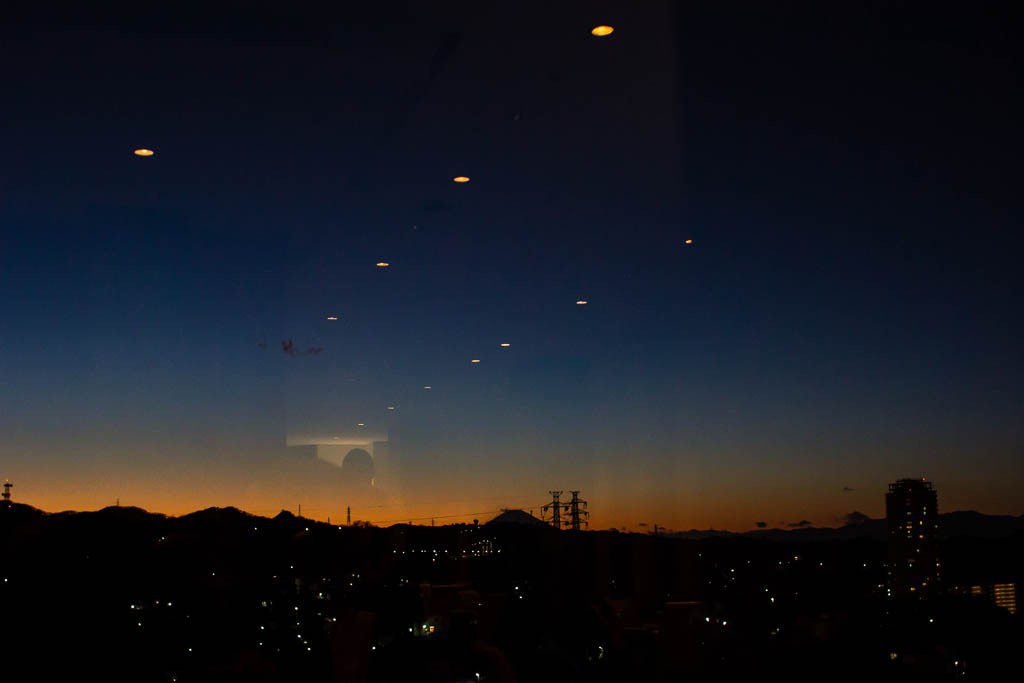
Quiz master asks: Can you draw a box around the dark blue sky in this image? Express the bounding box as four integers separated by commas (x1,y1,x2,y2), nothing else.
1,1,1021,527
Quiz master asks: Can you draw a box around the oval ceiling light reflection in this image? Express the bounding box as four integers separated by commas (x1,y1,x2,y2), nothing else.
591,25,614,37
471,359,481,363
326,315,339,321
576,300,588,305
452,176,470,183
376,261,390,268
500,343,511,348
133,148,155,157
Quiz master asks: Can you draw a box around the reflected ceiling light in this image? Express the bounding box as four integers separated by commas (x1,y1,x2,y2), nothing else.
453,176,470,183
500,342,511,347
356,423,365,427
376,261,390,267
387,406,396,411
423,386,432,390
133,148,155,157
684,239,693,245
326,315,339,321
591,25,614,37
576,300,588,305
471,359,481,363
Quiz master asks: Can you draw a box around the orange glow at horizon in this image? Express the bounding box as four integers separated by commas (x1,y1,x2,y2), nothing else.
16,483,880,534
12,452,1004,533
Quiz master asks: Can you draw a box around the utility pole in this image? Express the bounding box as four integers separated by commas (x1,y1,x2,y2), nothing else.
346,506,351,526
567,490,589,531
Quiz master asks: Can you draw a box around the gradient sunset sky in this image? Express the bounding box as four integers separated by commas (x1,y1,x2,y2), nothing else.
2,1,1021,530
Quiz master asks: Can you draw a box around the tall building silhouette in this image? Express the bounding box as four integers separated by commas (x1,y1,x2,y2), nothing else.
886,478,940,597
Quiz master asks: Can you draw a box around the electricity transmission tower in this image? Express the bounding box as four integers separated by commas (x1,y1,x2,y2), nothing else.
542,490,564,530
567,490,589,530
541,490,589,530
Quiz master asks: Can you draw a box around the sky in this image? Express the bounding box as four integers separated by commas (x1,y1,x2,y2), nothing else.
1,1,1021,530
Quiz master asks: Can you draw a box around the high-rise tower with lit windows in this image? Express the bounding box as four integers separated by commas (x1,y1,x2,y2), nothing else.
886,478,940,597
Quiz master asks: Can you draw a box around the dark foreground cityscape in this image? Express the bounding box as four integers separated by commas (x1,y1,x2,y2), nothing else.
2,479,1020,682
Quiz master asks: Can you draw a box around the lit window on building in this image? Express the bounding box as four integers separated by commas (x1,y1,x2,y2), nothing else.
992,583,1017,615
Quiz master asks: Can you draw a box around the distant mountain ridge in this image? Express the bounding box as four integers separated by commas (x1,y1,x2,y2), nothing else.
486,508,548,527
669,510,1024,541
5,504,1023,541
